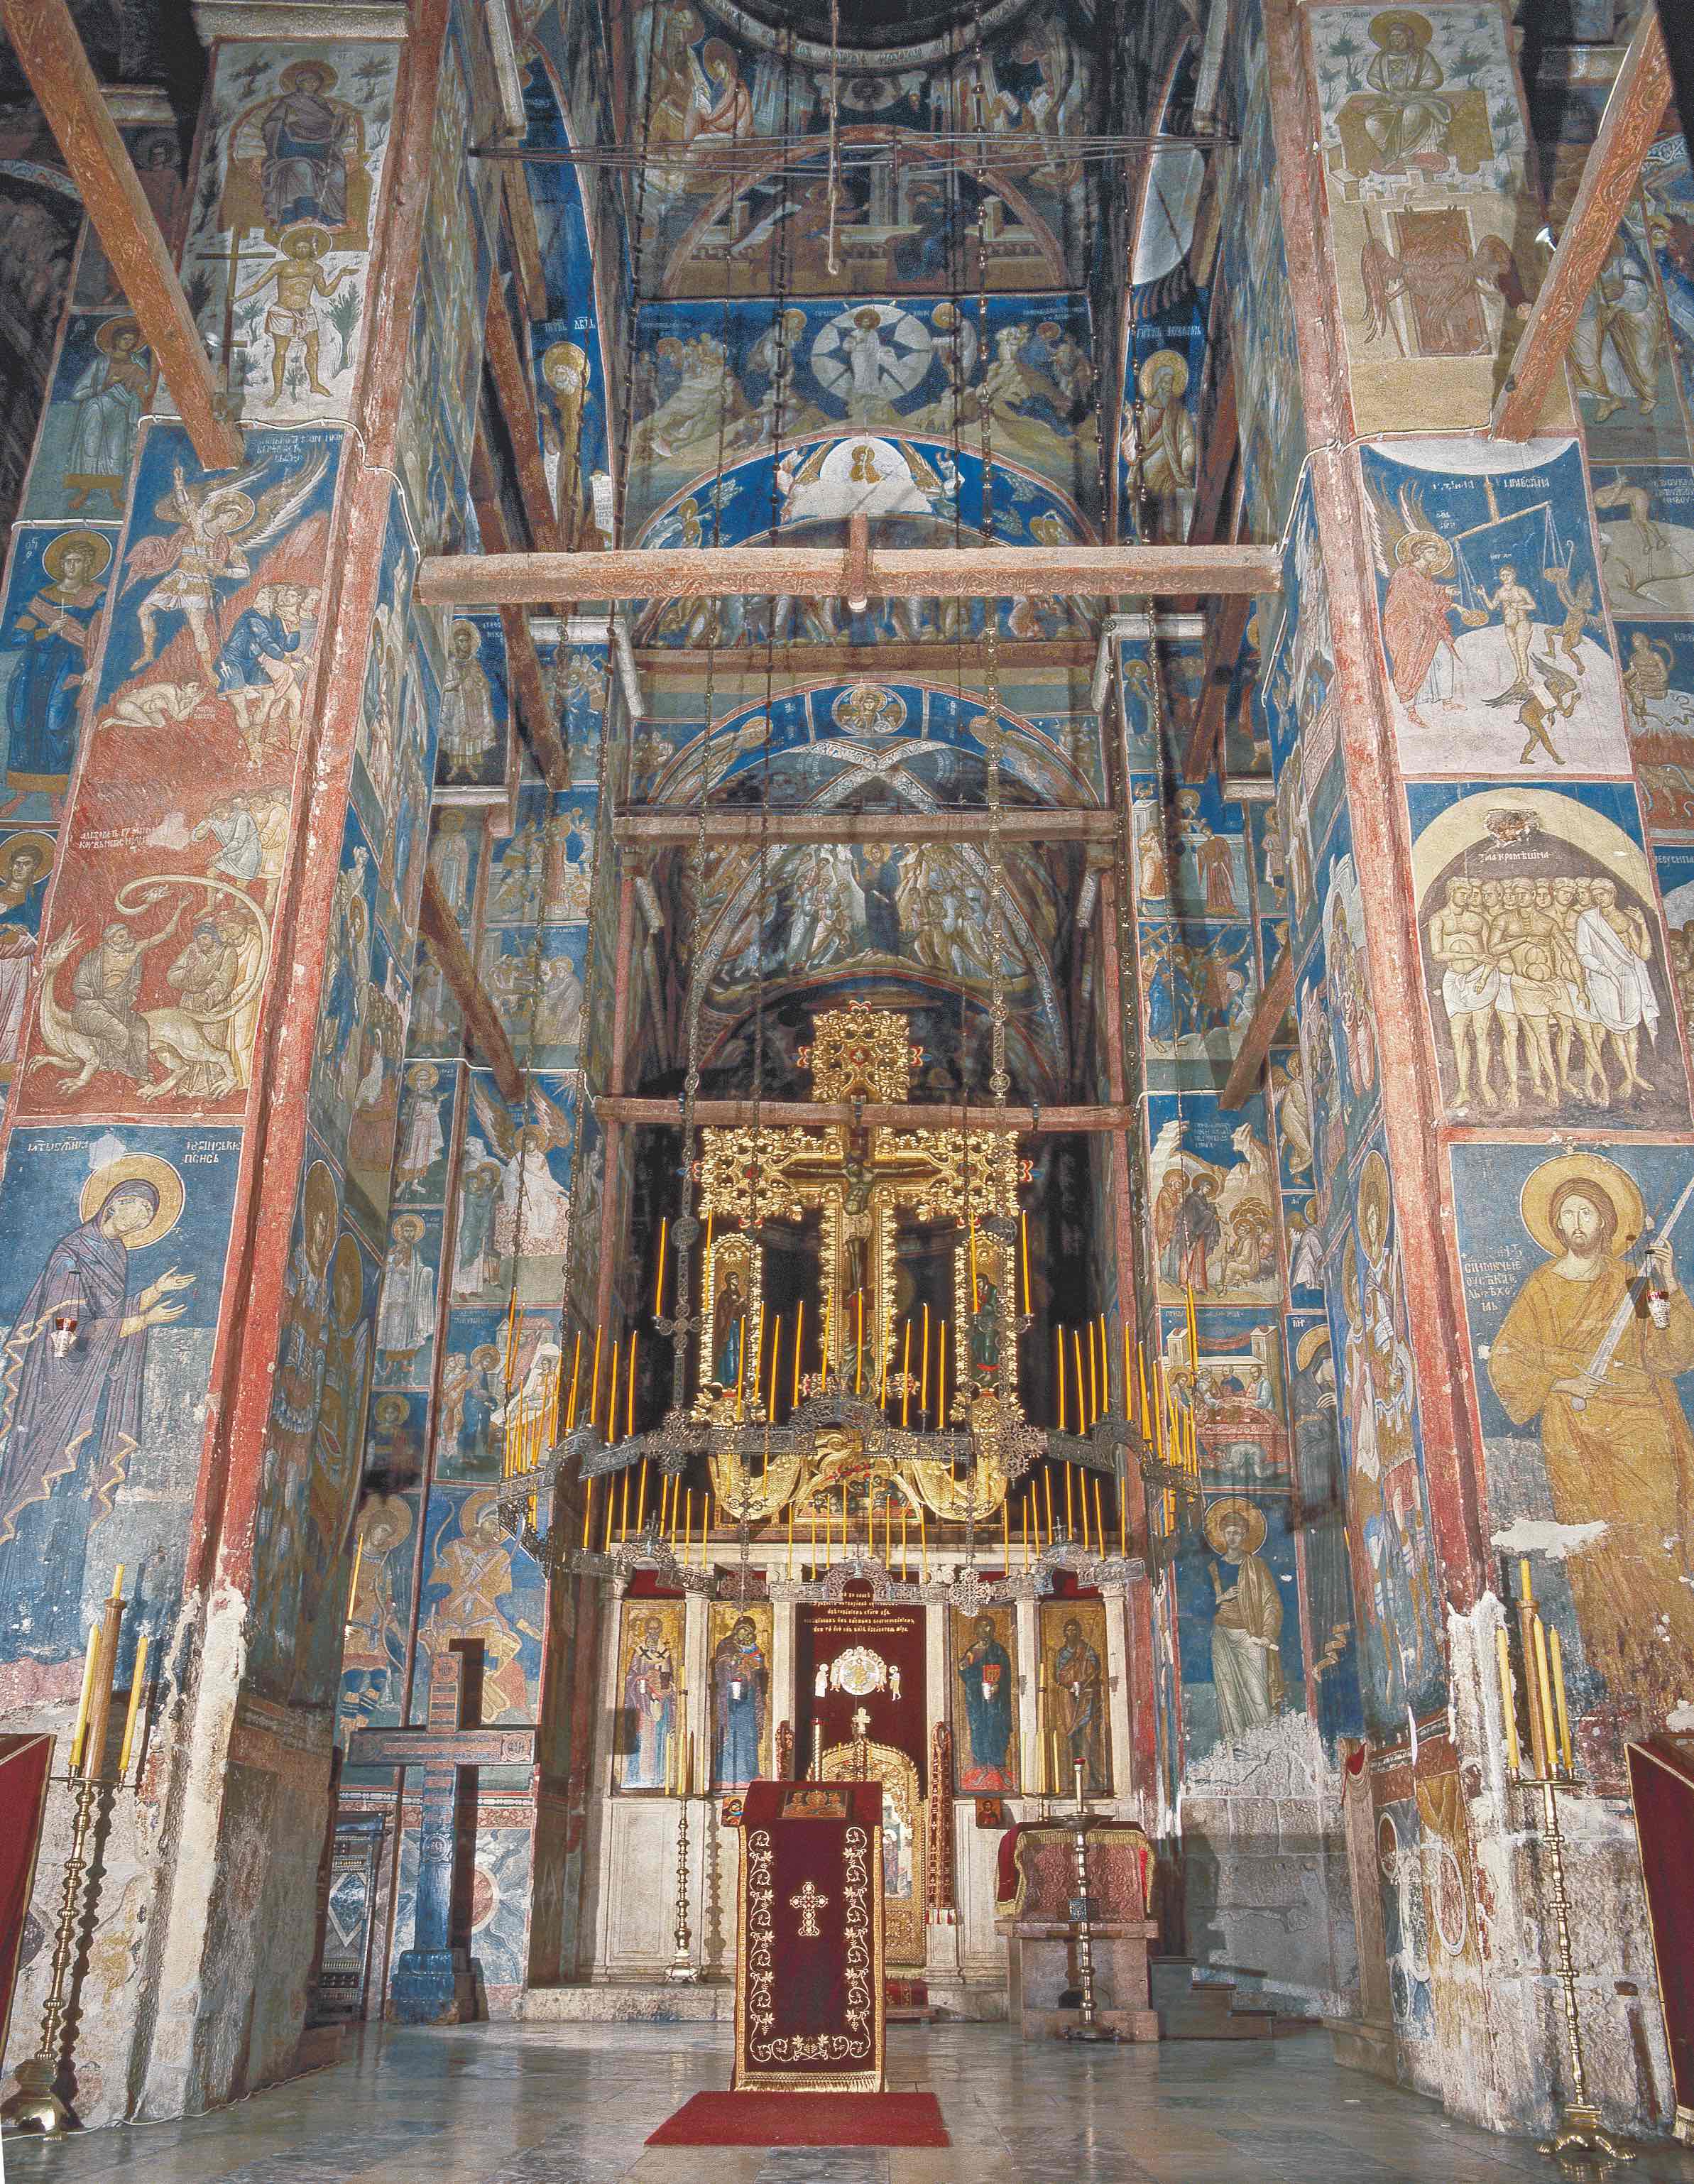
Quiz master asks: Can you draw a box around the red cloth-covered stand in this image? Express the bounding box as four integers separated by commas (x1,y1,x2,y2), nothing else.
731,1778,886,2092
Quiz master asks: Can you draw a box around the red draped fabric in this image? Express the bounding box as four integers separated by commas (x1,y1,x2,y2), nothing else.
995,1818,1152,1919
733,1779,886,2092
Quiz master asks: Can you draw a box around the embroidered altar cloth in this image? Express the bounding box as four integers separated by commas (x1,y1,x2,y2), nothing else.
732,1779,886,2092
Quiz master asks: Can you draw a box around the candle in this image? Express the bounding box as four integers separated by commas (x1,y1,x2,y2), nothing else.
1118,1474,1127,1556
1064,1461,1074,1539
1088,1324,1098,1423
1095,1480,1106,1556
1002,1495,1010,1560
684,1488,693,1563
654,1217,667,1316
117,1632,148,1778
1519,1556,1533,1604
1043,1465,1054,1540
1022,1496,1030,1569
1530,1613,1557,1778
603,1476,615,1551
901,1319,912,1428
921,1303,931,1426
628,1329,638,1439
581,1476,594,1551
1078,1468,1090,1553
793,1302,804,1411
969,1215,980,1310
1494,1625,1519,1774
110,1563,124,1601
855,1290,863,1394
1185,1282,1198,1369
736,1311,748,1414
69,1623,99,1774
1100,1315,1110,1416
1056,1327,1066,1432
589,1327,603,1427
620,1465,630,1543
1548,1626,1573,1774
1073,1328,1086,1435
937,1321,947,1423
636,1458,649,1534
566,1332,581,1431
1021,1210,1032,1315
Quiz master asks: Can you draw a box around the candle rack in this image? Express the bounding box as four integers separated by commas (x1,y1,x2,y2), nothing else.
3,1572,149,2141
1495,1560,1632,2167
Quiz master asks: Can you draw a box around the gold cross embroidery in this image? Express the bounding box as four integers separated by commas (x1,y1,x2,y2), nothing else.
789,1879,830,1938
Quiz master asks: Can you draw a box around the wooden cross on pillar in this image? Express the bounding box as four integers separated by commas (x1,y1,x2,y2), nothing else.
346,1639,536,2024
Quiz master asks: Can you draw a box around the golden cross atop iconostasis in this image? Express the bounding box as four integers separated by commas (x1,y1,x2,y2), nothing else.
696,1005,1026,1417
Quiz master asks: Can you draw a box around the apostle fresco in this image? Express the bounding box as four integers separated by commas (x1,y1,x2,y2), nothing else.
0,833,53,1080
1487,1153,1694,1719
711,1612,768,1787
621,1609,678,1790
0,1154,192,1656
1204,1497,1285,1740
956,1611,1015,1792
4,530,111,793
224,60,370,247
1050,1612,1107,1793
65,319,148,512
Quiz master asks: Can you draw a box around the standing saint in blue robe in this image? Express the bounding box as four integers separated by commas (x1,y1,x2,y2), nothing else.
956,1614,1015,1790
712,1270,745,1388
711,1615,768,1786
0,1173,193,1657
4,532,111,793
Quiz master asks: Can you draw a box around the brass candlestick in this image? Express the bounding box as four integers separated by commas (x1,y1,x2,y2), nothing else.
4,1573,148,2139
667,1729,699,1983
1497,1564,1632,2166
1064,1758,1119,2043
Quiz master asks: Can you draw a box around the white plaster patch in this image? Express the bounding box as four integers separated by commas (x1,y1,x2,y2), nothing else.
1667,1701,1694,1732
1490,1517,1609,1559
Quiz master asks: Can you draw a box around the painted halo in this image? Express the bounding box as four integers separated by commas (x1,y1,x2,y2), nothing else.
42,530,114,584
81,1153,185,1249
1368,9,1435,49
1357,1149,1392,1268
1201,1495,1267,1556
1519,1152,1644,1259
1294,1324,1330,1374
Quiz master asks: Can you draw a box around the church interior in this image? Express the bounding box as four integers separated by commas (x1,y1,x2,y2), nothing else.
0,0,1693,2174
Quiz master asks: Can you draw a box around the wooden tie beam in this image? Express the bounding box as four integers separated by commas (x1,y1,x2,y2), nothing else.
1181,591,1255,783
2,0,243,472
1490,4,1673,440
595,1097,1131,1132
468,428,571,792
416,542,1281,608
419,868,524,1102
614,807,1119,848
1220,949,1295,1111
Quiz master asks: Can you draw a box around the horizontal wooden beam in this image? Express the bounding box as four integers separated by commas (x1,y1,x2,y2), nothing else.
614,807,1118,848
1181,591,1254,784
419,867,524,1101
1220,948,1294,1110
1490,4,1672,439
633,640,1098,674
417,542,1282,608
1,0,244,473
596,1097,1131,1132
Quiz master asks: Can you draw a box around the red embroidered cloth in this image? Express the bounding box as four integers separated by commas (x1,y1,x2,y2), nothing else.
733,1779,886,2092
994,1818,1152,1920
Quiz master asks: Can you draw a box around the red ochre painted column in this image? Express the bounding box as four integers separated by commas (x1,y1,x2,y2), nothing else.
1255,0,1688,2135
0,0,518,2121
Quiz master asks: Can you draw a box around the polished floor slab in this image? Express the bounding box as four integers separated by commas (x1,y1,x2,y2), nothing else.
6,2022,1694,2184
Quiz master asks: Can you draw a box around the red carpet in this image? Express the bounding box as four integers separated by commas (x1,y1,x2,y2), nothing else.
646,2091,949,2146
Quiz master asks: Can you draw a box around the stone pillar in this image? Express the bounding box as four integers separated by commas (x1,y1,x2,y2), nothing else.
1241,0,1688,2135
0,0,526,2120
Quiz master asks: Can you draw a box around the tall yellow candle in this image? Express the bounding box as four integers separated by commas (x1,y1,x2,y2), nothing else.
900,1319,912,1426
653,1216,667,1316
1495,1626,1520,1774
567,1332,583,1429
627,1330,638,1438
636,1458,649,1534
684,1488,693,1564
590,1327,603,1427
937,1321,947,1424
619,1465,630,1543
603,1477,615,1551
1531,1614,1558,1776
921,1303,931,1426
1064,1461,1075,1539
1056,1327,1066,1432
68,1624,99,1774
1073,1328,1086,1434
1094,1480,1106,1557
1519,1556,1533,1603
581,1476,594,1551
116,1631,148,1778
1137,1345,1150,1436
608,1338,619,1442
1087,1323,1098,1423
1021,1210,1031,1314
793,1302,804,1410
919,1507,928,1583
1548,1626,1573,1774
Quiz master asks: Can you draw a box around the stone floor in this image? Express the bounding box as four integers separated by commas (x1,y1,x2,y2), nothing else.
7,2021,1694,2184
